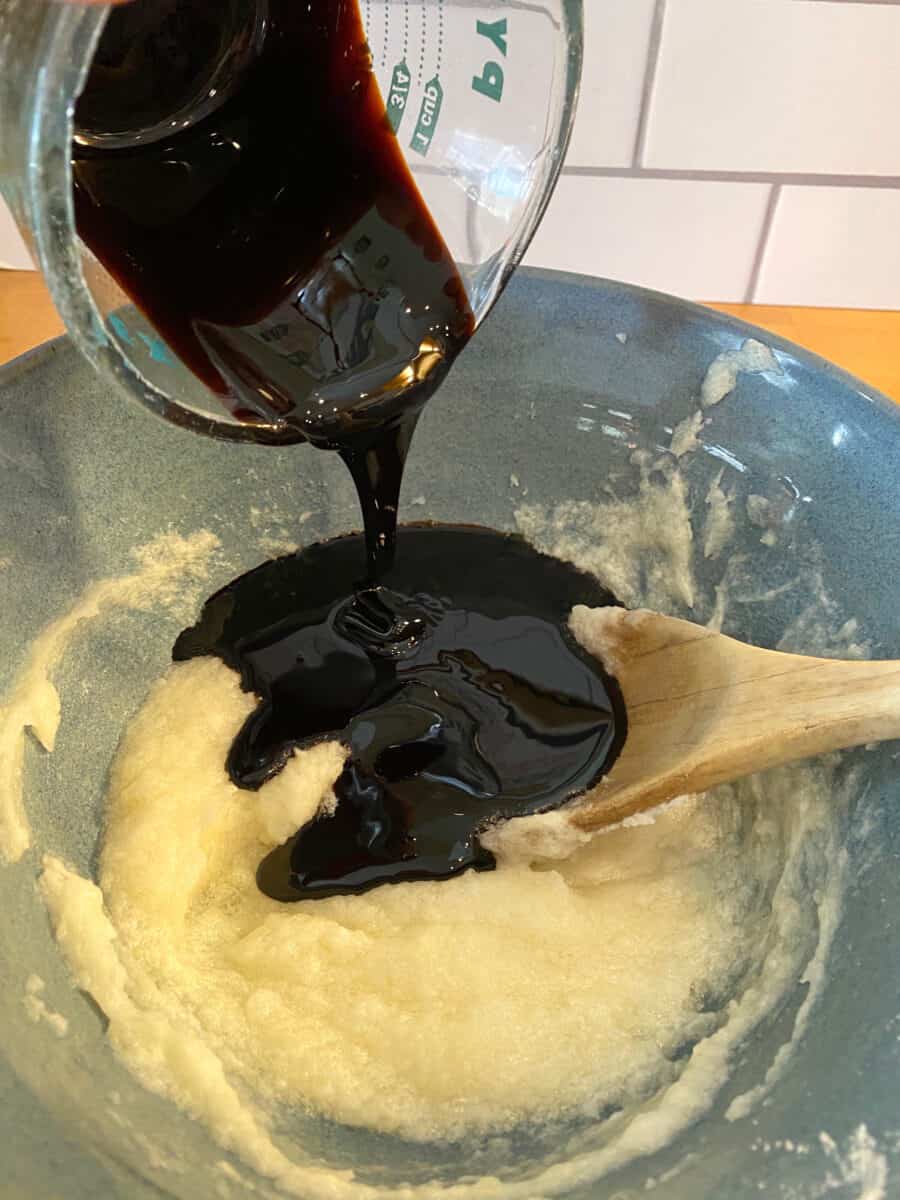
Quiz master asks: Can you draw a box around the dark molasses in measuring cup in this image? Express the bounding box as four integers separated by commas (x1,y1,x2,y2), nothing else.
74,0,268,150
71,0,474,446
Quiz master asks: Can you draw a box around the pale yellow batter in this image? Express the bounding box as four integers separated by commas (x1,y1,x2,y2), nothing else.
58,627,840,1149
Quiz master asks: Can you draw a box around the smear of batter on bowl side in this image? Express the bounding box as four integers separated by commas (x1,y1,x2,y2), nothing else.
0,531,219,864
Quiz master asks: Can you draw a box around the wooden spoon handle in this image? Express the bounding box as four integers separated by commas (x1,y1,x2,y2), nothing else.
570,608,900,832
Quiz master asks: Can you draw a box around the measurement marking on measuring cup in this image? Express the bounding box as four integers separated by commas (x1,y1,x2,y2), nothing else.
408,0,447,155
410,4,508,157
472,17,508,103
137,331,176,365
417,0,426,84
109,314,133,346
387,59,412,133
385,0,412,133
409,74,443,157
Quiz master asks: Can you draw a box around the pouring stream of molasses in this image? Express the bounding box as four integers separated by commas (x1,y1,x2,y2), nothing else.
73,0,626,901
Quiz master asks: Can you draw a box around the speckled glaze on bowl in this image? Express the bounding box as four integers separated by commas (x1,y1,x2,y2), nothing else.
1,269,898,1199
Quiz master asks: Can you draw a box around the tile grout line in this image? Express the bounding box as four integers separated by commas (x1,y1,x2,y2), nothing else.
744,183,782,303
631,0,668,168
798,0,900,6
562,165,900,188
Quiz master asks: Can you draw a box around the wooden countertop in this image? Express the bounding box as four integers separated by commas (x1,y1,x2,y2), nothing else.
2,270,899,403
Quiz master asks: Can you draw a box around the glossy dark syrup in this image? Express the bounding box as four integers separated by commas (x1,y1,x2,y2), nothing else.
77,1,626,901
73,0,471,576
73,0,472,448
175,526,624,900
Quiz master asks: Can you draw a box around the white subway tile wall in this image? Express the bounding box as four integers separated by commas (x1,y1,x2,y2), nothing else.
3,0,899,307
0,200,32,271
756,185,900,309
645,0,900,176
524,175,772,298
565,0,657,168
532,0,900,307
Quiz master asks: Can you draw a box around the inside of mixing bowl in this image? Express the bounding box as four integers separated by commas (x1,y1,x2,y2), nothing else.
1,272,898,1200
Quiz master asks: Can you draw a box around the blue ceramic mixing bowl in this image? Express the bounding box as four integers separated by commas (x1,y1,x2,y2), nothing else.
0,269,898,1198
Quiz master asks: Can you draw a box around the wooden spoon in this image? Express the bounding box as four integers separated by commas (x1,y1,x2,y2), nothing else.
569,606,900,833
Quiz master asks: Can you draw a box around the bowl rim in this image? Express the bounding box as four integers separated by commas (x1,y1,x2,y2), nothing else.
3,269,898,428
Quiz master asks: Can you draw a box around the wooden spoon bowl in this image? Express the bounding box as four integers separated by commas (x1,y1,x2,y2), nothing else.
570,606,900,833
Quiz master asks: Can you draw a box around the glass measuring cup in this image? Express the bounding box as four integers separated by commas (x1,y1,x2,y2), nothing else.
0,0,582,444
